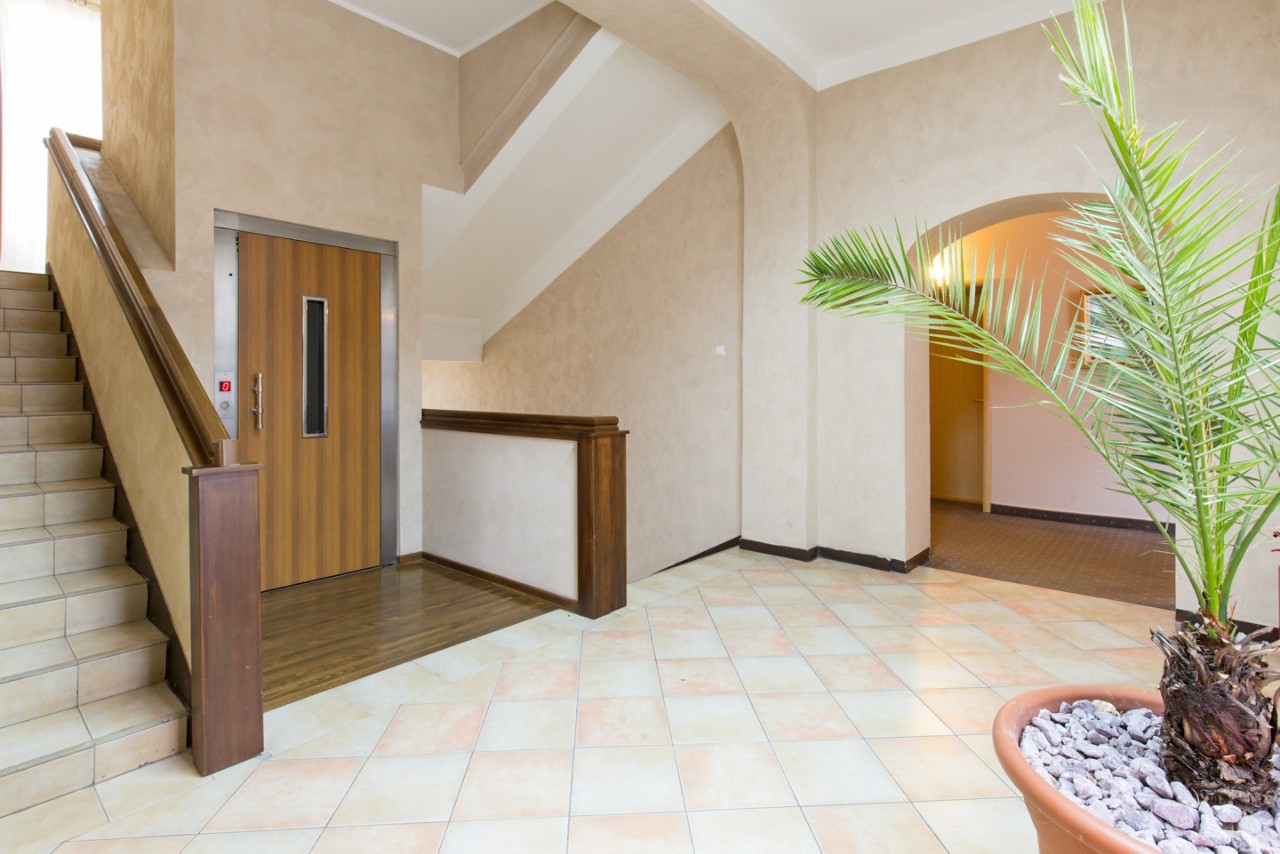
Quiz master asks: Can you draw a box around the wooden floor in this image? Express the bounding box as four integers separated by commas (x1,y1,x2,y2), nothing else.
260,559,555,710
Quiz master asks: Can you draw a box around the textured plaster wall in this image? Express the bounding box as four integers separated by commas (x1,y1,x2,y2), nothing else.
46,166,194,661
422,128,744,578
816,0,1280,622
101,0,175,262
157,0,462,556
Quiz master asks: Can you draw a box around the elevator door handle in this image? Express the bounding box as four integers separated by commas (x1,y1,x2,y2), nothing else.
251,372,264,430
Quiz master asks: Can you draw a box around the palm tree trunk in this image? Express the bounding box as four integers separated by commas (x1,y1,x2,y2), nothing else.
1153,621,1280,809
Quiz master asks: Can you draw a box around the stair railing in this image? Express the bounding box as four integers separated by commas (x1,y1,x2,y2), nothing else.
45,127,263,775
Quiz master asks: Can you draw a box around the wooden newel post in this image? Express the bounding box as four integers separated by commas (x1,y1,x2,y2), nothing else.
185,463,264,775
576,430,627,619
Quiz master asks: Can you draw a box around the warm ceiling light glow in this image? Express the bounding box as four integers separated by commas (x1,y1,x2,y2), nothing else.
929,254,951,288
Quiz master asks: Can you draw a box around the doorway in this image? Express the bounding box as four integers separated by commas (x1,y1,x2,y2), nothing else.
213,213,398,591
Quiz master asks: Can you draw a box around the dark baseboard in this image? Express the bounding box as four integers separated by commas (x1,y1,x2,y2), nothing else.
59,274,193,715
991,503,1176,538
1175,609,1279,643
664,537,743,570
739,539,819,563
419,551,579,614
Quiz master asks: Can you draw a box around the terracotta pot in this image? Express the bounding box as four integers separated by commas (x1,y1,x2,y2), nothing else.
993,684,1165,854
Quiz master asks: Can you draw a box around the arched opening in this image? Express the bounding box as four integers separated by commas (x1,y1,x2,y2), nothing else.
913,195,1175,609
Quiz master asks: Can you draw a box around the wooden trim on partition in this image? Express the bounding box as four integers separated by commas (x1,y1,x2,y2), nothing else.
46,129,232,467
186,464,264,775
739,539,818,563
422,408,624,441
421,551,579,613
736,540,932,575
991,503,1176,537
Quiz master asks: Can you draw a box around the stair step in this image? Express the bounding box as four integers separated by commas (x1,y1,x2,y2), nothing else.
67,620,166,704
0,442,102,486
0,289,54,310
0,485,113,531
12,357,77,383
0,308,62,333
0,685,186,818
6,331,69,357
0,382,85,414
0,272,50,291
0,413,93,448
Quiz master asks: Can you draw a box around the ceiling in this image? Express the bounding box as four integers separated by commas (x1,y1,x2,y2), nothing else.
328,0,1074,89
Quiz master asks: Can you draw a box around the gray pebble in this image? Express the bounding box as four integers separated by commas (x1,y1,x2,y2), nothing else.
1159,838,1200,854
1214,805,1244,825
1155,799,1200,831
1173,781,1197,808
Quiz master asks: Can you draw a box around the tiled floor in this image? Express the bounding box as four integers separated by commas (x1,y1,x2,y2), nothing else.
1,548,1174,853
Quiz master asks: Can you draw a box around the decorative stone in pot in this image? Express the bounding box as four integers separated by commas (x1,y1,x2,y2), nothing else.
993,685,1166,854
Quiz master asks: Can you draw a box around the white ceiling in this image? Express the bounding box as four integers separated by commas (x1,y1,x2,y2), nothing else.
329,0,1075,88
325,0,550,56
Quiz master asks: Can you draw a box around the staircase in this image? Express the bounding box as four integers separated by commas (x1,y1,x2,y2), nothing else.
0,270,187,818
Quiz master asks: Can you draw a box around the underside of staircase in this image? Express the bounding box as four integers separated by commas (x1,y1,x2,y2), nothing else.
0,270,187,819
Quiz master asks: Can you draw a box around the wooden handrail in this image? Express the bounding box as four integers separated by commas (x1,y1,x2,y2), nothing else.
45,127,234,467
422,408,625,440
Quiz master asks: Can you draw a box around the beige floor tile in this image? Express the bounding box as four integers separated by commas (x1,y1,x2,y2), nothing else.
569,746,684,815
581,630,654,660
481,619,573,656
0,788,106,853
687,807,818,853
917,624,1012,653
809,585,877,604
578,658,661,698
699,586,763,606
958,732,1017,789
754,585,820,605
832,689,951,737
658,658,744,695
374,703,486,755
76,760,259,841
1021,649,1136,684
476,699,576,750
1090,647,1165,685
626,585,672,607
719,628,800,657
633,570,704,596
943,600,1029,623
1042,620,1144,649
949,652,1061,687
750,692,859,741
183,829,321,853
828,602,907,627
915,798,1038,853
852,626,944,654
451,749,572,820
734,656,825,693
741,568,802,587
805,804,945,853
888,603,973,625
1101,620,1165,643
651,629,728,659
576,697,671,747
767,604,842,628
917,582,991,603
330,754,469,826
915,687,1009,735
56,837,192,853
869,736,1012,800
878,653,985,689
674,743,795,811
646,606,715,630
514,635,583,663
493,660,579,700
440,817,568,854
809,654,906,692
261,690,370,756
416,639,512,682
412,667,501,704
864,584,934,605
568,813,692,854
333,662,446,713
708,605,781,631
666,694,766,744
774,739,906,806
902,567,965,584
93,754,206,821
203,758,361,832
978,622,1079,650
279,710,395,760
784,626,869,656
666,561,730,583
312,823,445,854
1006,599,1089,622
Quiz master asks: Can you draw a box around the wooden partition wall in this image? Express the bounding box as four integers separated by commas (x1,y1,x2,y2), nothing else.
46,128,262,775
421,409,628,619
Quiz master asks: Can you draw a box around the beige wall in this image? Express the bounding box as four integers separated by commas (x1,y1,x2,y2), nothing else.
46,164,194,661
816,0,1280,620
101,0,174,262
422,127,744,578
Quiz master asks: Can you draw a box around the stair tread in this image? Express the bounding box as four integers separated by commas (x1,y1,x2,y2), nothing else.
46,518,125,538
0,637,73,684
0,576,62,610
0,526,51,547
0,441,98,455
55,565,142,597
68,621,165,662
38,478,111,494
0,709,90,776
0,272,51,291
80,684,185,742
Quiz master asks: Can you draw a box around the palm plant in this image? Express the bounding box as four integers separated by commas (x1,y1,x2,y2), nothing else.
800,0,1280,807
